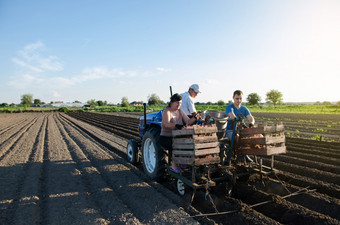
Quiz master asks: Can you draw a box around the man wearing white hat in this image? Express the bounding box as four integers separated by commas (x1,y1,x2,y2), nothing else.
180,84,200,116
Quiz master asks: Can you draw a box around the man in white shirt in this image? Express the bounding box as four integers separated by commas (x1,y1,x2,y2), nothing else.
180,84,200,116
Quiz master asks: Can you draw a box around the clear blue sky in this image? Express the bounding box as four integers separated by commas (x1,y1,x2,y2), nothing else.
1,0,339,104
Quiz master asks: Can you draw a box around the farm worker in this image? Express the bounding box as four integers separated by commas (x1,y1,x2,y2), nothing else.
160,93,199,173
180,84,200,117
225,90,255,162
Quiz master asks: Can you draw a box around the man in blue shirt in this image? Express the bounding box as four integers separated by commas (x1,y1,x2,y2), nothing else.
225,90,255,162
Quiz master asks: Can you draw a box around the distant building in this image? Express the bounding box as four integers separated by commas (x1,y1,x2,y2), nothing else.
130,101,143,106
51,102,85,107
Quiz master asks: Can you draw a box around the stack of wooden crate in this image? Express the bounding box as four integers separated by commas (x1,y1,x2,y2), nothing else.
172,125,220,165
238,123,286,156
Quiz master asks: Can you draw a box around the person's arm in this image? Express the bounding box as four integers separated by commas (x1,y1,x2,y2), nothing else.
225,105,236,119
247,114,255,125
162,108,176,129
187,96,196,115
181,109,197,126
244,106,255,126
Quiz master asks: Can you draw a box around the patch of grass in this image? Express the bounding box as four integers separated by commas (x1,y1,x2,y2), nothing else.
1,104,339,114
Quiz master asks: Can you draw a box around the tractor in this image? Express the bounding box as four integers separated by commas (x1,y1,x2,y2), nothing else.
126,102,286,197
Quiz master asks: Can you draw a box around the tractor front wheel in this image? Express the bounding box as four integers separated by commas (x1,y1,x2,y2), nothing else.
126,139,139,164
142,128,165,181
176,179,187,196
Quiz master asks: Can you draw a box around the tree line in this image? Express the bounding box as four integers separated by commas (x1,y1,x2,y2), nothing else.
1,90,340,108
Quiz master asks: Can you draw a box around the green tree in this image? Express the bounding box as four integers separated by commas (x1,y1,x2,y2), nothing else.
247,93,261,105
266,90,283,106
74,100,81,103
337,101,340,106
87,99,98,106
34,99,42,106
96,100,105,106
21,94,33,106
148,93,161,105
206,101,213,105
1,103,8,107
322,101,332,105
121,97,129,107
217,100,225,105
314,101,322,105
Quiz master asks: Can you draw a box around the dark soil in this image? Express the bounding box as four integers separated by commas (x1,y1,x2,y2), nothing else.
1,112,339,224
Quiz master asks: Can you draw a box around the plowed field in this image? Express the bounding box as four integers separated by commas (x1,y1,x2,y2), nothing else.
1,112,339,225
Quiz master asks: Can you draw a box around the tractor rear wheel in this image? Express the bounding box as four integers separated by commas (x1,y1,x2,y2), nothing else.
126,139,139,164
141,127,165,181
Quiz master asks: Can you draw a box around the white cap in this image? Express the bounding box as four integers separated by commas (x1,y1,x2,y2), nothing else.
189,84,201,93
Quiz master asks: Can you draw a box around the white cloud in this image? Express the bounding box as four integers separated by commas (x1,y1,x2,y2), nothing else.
156,67,170,72
11,58,43,72
50,77,77,88
23,41,45,52
13,41,63,73
81,67,137,80
9,42,164,91
7,73,43,89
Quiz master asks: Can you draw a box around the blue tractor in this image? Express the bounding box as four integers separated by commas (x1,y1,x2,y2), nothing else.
126,104,166,180
126,101,232,183
126,99,286,197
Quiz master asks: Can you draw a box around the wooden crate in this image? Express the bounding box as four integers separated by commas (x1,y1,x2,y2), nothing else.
172,125,220,165
238,123,286,156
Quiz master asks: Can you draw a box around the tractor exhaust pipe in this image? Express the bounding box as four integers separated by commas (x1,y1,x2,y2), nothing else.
143,103,147,127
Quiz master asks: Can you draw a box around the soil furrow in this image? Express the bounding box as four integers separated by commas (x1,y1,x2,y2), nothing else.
58,114,199,224
38,114,50,225
275,171,340,199
286,142,340,154
273,154,340,174
0,116,36,143
253,177,340,220
263,158,340,185
286,146,340,159
285,149,339,166
0,118,27,135
233,182,340,224
12,115,48,224
54,113,140,224
41,113,106,224
286,137,340,150
0,115,44,224
0,117,38,159
68,113,139,139
284,187,340,220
